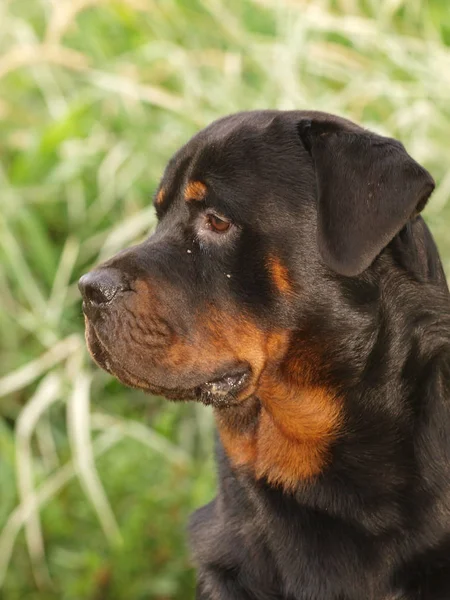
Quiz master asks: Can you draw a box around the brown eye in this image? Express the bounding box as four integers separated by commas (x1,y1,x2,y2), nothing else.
206,213,231,233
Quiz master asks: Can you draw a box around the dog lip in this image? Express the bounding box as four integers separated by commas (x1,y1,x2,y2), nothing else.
82,300,102,321
195,368,251,406
86,321,251,403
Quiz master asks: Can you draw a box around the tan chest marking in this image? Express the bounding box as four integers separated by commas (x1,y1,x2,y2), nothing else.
216,384,341,491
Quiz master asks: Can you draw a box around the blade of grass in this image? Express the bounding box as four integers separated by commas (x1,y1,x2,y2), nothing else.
66,370,122,545
15,374,61,590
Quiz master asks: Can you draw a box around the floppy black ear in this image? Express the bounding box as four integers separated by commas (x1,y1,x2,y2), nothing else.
298,119,435,276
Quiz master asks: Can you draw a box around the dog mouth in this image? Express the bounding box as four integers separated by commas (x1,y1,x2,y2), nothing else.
85,319,251,407
194,369,251,406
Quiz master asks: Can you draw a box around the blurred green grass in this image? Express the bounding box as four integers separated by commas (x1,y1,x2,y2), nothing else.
0,0,450,598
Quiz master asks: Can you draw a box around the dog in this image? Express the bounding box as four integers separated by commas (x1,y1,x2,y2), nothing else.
79,111,450,599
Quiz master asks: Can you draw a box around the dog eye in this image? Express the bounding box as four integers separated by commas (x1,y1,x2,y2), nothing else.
206,213,231,233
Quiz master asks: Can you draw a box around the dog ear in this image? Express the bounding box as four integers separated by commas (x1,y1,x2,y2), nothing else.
298,119,435,276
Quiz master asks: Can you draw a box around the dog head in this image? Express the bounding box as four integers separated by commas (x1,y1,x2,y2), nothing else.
79,110,435,406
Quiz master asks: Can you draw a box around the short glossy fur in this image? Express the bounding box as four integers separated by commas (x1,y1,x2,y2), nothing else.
79,111,450,599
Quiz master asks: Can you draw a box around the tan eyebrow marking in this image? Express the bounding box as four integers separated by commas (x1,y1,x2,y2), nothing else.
184,180,207,202
155,187,165,205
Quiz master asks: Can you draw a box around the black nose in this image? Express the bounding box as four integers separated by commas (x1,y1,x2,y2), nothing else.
78,269,127,305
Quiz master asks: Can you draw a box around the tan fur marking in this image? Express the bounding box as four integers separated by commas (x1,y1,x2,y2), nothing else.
255,410,327,488
219,427,257,466
215,397,260,467
184,180,207,202
255,383,341,488
217,384,341,490
258,378,340,442
155,188,165,205
267,255,294,295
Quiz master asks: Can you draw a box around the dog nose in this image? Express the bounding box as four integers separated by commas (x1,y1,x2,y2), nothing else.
78,269,127,305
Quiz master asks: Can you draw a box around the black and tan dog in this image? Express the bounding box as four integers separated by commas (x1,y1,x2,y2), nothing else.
79,111,450,600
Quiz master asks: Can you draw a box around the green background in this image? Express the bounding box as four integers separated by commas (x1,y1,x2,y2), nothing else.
1,0,449,598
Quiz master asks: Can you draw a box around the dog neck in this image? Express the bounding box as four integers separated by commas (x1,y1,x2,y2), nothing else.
214,351,342,491
214,263,450,494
